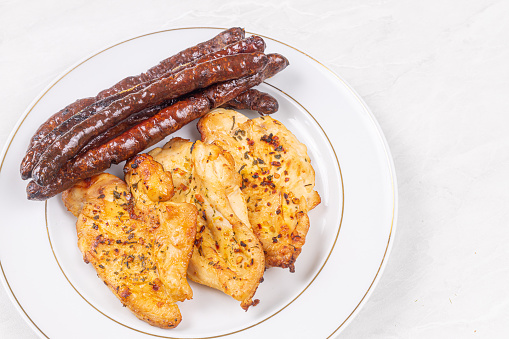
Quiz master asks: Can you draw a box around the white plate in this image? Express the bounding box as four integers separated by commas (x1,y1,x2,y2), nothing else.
0,27,397,339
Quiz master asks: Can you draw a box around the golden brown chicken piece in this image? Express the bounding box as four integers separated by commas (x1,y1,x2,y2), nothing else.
198,109,321,272
62,154,197,328
149,138,265,310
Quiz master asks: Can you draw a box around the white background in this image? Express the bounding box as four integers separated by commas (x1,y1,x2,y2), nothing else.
1,0,508,338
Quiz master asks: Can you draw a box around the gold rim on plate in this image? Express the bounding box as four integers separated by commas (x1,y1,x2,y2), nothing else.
0,27,394,339
44,80,343,338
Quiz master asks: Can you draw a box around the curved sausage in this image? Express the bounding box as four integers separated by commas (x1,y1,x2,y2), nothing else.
81,87,275,153
25,27,245,152
78,36,266,153
78,99,177,154
170,35,265,74
31,52,268,186
26,53,289,200
21,34,265,180
97,27,246,99
21,86,144,180
27,97,96,149
220,89,278,114
198,54,288,108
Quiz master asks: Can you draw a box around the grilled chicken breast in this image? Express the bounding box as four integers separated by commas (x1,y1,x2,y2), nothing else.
198,109,320,272
149,138,265,310
62,154,197,328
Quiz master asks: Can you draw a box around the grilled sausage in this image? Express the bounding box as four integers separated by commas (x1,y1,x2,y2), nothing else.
170,35,265,74
25,97,210,200
31,52,268,186
24,27,244,152
21,86,146,180
79,88,275,154
220,89,279,114
78,99,177,154
198,53,288,108
21,35,264,180
97,27,246,99
77,36,266,153
27,97,96,150
26,53,289,200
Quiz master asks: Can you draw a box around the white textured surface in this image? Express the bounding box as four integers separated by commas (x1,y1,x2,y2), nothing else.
1,0,508,338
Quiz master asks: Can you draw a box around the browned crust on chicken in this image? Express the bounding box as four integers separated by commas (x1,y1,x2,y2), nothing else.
198,109,320,271
62,154,197,328
149,138,265,310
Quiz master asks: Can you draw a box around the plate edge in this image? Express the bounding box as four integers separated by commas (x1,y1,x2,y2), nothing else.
0,26,398,339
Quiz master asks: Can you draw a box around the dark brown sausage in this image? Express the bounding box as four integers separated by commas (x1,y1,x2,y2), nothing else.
28,97,96,149
198,54,288,108
78,99,177,154
21,86,145,180
31,52,268,186
77,36,266,153
21,34,264,180
170,35,265,74
97,27,246,99
26,53,289,200
25,27,244,151
74,74,275,169
220,89,279,114
80,87,275,153
26,97,210,200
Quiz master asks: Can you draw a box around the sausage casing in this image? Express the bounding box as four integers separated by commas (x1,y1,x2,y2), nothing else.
26,53,289,200
21,33,263,180
24,27,244,151
31,52,268,186
220,89,279,114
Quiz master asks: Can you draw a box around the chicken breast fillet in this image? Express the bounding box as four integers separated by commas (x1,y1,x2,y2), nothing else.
149,138,265,310
198,109,321,272
62,154,197,328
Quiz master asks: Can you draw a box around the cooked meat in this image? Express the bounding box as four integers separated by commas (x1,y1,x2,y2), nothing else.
198,109,321,272
62,154,197,328
149,138,265,310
